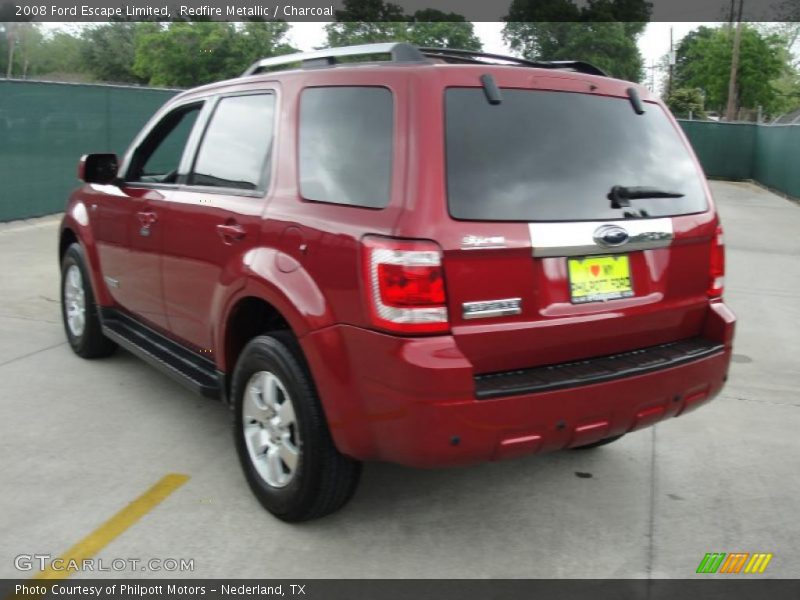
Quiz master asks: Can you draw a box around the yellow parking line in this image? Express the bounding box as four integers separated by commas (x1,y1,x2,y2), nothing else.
32,473,190,580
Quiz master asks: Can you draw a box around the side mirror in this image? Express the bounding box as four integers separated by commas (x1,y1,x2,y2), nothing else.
78,153,119,184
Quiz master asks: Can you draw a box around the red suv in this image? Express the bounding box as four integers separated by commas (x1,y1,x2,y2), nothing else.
59,43,735,521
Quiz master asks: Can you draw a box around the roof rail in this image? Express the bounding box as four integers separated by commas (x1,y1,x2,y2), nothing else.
242,42,428,76
418,47,608,77
242,43,608,78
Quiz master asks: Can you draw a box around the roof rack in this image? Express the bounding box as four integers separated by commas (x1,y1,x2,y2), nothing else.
242,42,427,76
242,42,607,78
418,47,608,77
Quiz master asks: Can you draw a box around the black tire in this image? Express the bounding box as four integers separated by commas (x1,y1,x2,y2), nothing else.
232,332,361,522
60,243,117,359
571,434,624,450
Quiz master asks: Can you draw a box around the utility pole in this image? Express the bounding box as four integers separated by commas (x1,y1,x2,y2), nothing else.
725,0,744,122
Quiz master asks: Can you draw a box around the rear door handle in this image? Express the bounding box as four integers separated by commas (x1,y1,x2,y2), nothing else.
216,223,246,243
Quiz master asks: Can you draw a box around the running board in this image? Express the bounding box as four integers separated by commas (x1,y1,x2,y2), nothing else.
99,308,223,400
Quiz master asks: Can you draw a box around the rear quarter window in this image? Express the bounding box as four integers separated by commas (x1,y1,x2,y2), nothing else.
299,86,393,209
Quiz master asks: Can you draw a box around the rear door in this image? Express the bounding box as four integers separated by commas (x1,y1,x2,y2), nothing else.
159,91,277,356
437,86,716,374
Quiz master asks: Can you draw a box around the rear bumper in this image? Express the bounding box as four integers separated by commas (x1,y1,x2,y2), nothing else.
301,302,735,467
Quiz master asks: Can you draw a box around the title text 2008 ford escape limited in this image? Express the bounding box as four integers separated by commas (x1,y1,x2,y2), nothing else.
59,43,736,521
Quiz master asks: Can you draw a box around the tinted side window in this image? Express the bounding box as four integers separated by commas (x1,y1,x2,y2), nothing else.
190,94,276,191
128,104,201,184
299,87,393,208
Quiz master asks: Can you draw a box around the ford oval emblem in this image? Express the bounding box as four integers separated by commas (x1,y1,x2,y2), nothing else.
593,224,630,247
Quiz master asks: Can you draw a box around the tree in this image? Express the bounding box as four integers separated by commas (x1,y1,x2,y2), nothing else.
502,0,651,83
10,23,38,78
406,11,481,50
758,23,799,69
0,20,89,82
325,0,407,47
1,0,39,78
673,25,787,117
672,26,715,91
665,88,707,119
3,23,17,78
1,10,15,77
754,23,800,115
584,0,651,29
325,0,481,51
235,21,296,61
2,22,50,79
503,22,644,82
134,22,235,87
1,20,298,87
81,22,147,84
325,22,407,47
26,29,87,81
133,22,297,88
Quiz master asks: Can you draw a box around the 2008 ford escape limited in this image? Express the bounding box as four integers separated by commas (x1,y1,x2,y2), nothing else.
59,43,736,521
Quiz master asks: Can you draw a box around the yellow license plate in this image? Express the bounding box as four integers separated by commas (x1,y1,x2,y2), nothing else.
568,255,634,304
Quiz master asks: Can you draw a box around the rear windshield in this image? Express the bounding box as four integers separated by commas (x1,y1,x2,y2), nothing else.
445,88,708,222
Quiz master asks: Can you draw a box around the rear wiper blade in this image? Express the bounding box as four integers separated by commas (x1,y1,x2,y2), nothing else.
608,185,684,209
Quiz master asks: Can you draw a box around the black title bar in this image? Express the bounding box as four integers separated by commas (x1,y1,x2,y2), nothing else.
3,579,800,600
1,0,798,22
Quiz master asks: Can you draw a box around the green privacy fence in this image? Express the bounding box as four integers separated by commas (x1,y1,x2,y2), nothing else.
678,119,800,199
678,121,758,181
0,80,178,222
752,125,800,200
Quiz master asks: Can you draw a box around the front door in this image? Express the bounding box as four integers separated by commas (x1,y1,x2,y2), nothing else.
93,183,169,329
95,101,206,331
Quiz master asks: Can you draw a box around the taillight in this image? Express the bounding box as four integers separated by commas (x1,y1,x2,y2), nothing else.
362,236,449,334
707,224,725,299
